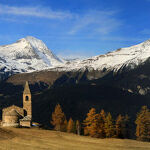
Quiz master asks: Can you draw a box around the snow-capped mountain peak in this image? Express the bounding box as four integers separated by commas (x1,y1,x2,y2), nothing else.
0,36,63,73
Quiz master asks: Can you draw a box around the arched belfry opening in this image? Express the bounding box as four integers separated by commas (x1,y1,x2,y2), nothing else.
25,96,29,101
23,81,32,118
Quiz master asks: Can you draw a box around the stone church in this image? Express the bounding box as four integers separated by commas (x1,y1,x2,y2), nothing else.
2,81,32,127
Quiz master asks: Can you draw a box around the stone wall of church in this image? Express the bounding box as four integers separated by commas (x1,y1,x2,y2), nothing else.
2,116,20,127
20,120,31,127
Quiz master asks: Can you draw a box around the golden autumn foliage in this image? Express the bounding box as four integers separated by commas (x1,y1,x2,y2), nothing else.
115,114,130,139
105,112,115,138
51,104,66,131
135,106,150,141
83,108,106,138
97,109,106,138
67,118,74,133
83,108,99,137
83,108,130,139
50,105,132,139
115,114,124,138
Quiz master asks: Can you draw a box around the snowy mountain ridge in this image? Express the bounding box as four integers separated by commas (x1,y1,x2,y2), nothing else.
0,36,150,76
56,39,150,72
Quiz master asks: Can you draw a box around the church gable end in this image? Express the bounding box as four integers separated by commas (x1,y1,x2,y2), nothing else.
3,105,24,117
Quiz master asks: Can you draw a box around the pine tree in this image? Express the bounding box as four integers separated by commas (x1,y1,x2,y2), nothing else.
51,104,66,131
76,120,81,135
67,118,74,133
105,112,115,138
83,108,99,137
135,106,150,141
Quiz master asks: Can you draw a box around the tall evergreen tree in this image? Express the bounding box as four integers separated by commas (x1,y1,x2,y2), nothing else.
51,104,66,131
67,118,74,133
135,106,150,141
105,112,115,138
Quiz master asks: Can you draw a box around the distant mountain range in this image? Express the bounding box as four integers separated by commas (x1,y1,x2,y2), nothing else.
1,36,150,81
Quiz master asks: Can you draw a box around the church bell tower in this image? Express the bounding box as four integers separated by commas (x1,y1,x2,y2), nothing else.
23,81,32,118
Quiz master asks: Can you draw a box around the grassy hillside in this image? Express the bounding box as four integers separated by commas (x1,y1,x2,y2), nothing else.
0,127,150,150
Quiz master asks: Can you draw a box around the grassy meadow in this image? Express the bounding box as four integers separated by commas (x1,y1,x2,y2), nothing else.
0,127,150,150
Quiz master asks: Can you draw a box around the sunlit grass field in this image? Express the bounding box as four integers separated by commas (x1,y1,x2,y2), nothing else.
0,127,150,150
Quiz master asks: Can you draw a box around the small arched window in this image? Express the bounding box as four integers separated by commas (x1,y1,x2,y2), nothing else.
25,96,29,101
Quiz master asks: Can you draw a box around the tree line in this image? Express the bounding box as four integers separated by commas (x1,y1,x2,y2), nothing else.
51,104,81,134
51,104,150,141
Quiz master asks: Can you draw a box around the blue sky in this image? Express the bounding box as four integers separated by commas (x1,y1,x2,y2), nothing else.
0,0,150,59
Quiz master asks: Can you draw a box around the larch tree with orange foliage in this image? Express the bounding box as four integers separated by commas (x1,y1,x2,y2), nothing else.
83,108,99,137
115,114,130,139
105,112,115,138
115,114,124,138
51,104,66,131
67,118,74,133
97,109,106,138
135,106,150,141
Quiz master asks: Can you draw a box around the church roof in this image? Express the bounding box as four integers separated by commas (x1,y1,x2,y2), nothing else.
20,115,31,121
4,109,21,116
23,81,31,94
